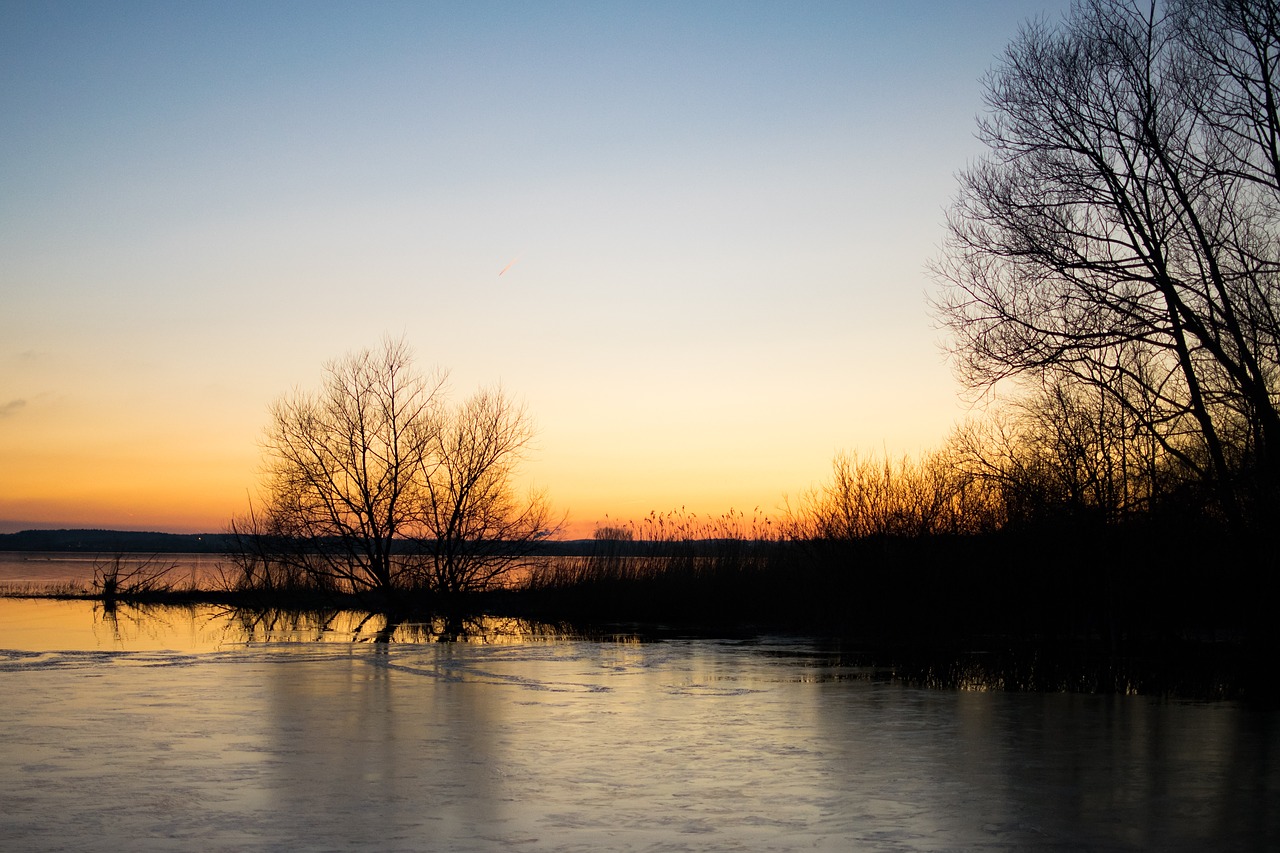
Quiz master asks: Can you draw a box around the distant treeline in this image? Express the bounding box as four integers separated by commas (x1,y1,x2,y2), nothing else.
0,529,233,553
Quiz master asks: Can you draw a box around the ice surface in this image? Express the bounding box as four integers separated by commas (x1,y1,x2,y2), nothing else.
1,599,1278,851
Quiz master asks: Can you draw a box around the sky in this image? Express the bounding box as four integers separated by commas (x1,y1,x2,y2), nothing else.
1,0,1072,536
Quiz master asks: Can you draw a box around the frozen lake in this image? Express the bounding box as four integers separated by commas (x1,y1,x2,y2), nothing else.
1,598,1278,852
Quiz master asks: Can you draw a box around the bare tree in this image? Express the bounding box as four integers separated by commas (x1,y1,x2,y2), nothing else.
932,0,1280,524
232,338,557,598
255,336,444,594
946,379,1177,526
415,387,557,594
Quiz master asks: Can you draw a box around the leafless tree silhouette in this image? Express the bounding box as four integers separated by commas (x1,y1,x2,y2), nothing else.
932,0,1280,524
230,337,555,596
254,336,443,593
414,386,557,593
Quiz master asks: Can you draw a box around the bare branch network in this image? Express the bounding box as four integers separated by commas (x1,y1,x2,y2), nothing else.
931,0,1280,525
228,336,557,597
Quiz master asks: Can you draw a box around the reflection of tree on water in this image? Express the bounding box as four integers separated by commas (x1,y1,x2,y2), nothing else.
94,600,191,645
351,612,578,643
215,606,580,644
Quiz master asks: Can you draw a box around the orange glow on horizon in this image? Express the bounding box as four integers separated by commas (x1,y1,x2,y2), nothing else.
0,360,914,539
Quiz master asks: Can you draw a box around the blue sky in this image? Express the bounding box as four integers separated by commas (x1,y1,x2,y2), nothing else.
1,0,1072,533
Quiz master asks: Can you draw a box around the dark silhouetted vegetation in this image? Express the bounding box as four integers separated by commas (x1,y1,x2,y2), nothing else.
931,0,1280,530
224,336,558,599
92,554,185,601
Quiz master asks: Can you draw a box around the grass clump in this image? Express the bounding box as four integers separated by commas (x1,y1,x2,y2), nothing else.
92,554,184,601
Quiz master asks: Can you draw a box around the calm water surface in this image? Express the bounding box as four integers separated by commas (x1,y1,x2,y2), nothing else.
1,598,1277,852
0,551,224,590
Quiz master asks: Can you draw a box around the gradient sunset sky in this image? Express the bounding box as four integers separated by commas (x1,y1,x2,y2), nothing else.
1,1,1070,536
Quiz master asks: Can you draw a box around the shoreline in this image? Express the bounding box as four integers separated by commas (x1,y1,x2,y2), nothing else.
1,586,1266,703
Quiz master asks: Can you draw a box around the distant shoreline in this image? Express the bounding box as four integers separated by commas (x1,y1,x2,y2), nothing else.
0,528,601,556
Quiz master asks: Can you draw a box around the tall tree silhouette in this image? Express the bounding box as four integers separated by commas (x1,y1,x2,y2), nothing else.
933,0,1280,525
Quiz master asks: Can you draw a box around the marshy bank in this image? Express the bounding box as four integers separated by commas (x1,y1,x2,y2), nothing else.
2,521,1271,702
0,594,1253,704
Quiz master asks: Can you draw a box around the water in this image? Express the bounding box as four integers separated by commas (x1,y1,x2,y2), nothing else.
0,551,224,590
1,598,1277,852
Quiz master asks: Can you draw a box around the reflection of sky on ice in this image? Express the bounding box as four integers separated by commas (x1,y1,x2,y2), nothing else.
2,600,1278,851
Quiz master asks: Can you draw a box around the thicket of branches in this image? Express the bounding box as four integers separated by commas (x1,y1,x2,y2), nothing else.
932,0,1280,528
225,337,556,599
